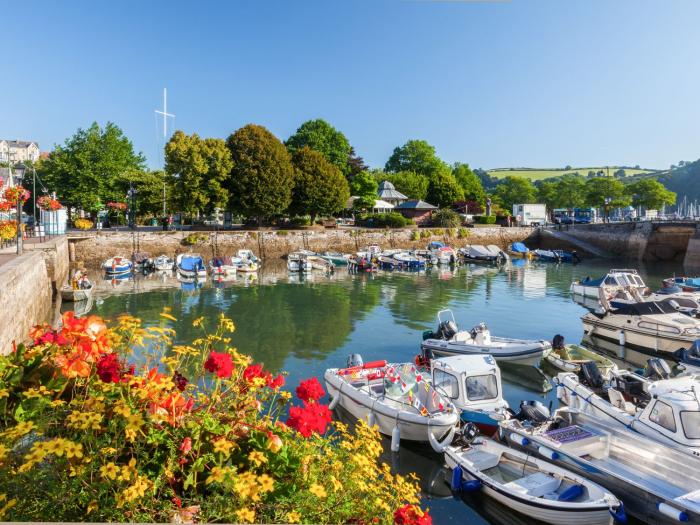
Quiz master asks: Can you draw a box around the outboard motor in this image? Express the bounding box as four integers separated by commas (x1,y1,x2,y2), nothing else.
552,334,565,351
578,361,605,390
438,320,458,340
453,422,480,447
346,353,364,368
516,400,551,424
644,358,671,381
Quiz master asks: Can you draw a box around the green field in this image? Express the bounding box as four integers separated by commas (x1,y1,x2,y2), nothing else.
487,167,657,181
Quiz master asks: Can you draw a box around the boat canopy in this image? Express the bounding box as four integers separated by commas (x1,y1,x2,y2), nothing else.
611,301,678,316
180,256,204,271
212,256,233,267
428,241,445,249
580,276,605,286
510,242,529,253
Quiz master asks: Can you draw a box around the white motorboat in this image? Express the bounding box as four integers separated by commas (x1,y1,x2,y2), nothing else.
233,249,259,272
131,252,153,272
209,256,237,277
153,254,174,271
324,356,459,452
446,435,624,525
543,336,617,379
570,269,648,300
102,256,133,275
60,281,93,302
582,301,700,355
460,245,505,264
555,368,700,457
307,255,335,272
501,408,700,524
393,252,425,270
427,242,457,265
421,310,551,366
176,253,206,279
287,252,312,273
486,244,509,260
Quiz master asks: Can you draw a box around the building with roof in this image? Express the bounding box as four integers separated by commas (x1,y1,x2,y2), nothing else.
346,196,395,213
395,199,437,225
377,180,408,206
0,140,40,164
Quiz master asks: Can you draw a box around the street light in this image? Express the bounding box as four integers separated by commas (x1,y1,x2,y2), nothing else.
127,183,138,230
604,196,612,223
13,163,26,254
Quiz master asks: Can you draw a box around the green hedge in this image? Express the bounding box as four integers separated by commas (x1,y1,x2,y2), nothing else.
474,215,497,224
359,212,413,228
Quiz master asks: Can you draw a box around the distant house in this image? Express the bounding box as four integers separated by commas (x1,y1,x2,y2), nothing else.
395,200,437,225
0,140,41,164
377,181,408,206
346,196,395,213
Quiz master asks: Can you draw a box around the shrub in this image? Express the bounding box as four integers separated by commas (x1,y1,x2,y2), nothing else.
358,212,412,228
73,218,93,230
182,233,208,245
0,312,428,523
276,230,289,236
474,215,497,225
431,209,462,228
457,227,470,239
411,230,421,241
419,229,432,239
289,216,311,227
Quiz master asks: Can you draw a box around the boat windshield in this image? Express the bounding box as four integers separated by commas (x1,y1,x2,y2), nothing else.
465,374,498,401
680,411,700,439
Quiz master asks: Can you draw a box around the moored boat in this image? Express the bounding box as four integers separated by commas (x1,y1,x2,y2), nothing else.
543,335,617,379
102,256,133,275
153,254,174,271
61,271,93,302
509,242,532,259
234,249,259,272
318,251,351,266
287,252,312,273
209,256,237,277
570,269,647,300
533,249,579,263
459,245,506,264
176,253,206,279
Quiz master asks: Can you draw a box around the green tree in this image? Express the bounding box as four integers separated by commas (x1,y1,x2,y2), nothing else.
385,139,445,178
493,176,537,211
626,178,676,209
347,147,368,180
426,167,464,207
557,174,586,208
350,171,378,210
285,119,352,177
584,177,630,208
537,181,559,210
39,122,145,216
165,132,233,218
372,169,429,200
452,162,485,203
226,124,295,224
116,169,173,217
290,147,350,222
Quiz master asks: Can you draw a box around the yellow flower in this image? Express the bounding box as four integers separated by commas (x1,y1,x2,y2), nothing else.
0,444,8,462
206,466,228,485
286,511,301,524
0,494,17,520
87,500,99,514
374,497,390,513
43,439,64,455
100,447,117,455
0,389,10,399
257,473,274,493
212,439,235,457
63,441,83,459
329,476,343,492
248,450,267,467
234,471,260,502
160,312,178,322
100,462,120,480
192,317,205,328
235,508,255,524
1,421,36,441
309,483,327,499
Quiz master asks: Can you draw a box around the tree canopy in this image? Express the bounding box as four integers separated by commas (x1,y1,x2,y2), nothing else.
492,176,537,211
226,124,294,223
385,139,445,178
116,169,172,217
39,122,145,213
290,147,350,221
626,178,676,209
453,163,485,203
165,131,232,217
372,170,428,200
536,174,586,210
584,177,631,209
285,119,352,177
426,166,464,208
349,171,378,211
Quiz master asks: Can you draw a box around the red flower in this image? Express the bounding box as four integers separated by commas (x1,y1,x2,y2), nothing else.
243,363,269,383
173,371,188,391
267,373,285,389
180,437,192,454
286,401,332,438
295,377,325,402
204,352,234,378
172,496,182,509
96,353,124,383
394,505,432,525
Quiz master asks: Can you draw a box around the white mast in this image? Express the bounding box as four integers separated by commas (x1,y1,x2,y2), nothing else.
155,88,175,216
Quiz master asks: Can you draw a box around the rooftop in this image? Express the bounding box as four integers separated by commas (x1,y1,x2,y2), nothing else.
377,180,408,201
395,199,437,210
0,140,38,149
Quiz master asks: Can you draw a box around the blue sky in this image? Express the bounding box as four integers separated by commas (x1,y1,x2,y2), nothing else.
1,0,699,170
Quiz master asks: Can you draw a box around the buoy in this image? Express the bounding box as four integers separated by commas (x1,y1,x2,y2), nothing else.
509,433,529,447
556,384,565,400
619,330,626,346
391,424,401,452
656,502,688,522
538,445,559,461
569,390,578,409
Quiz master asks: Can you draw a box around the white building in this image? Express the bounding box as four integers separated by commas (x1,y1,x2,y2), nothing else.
0,140,41,164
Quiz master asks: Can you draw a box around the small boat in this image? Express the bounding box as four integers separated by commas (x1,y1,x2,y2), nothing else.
318,252,351,266
673,343,700,374
428,242,458,265
287,252,312,273
446,434,624,525
533,249,579,263
501,407,700,524
393,252,425,270
153,254,174,271
131,252,153,272
570,269,647,300
176,254,206,279
307,255,335,272
664,276,700,293
324,356,459,452
413,249,438,266
486,245,509,261
459,245,506,264
509,242,531,259
233,249,259,272
60,279,93,302
348,255,375,272
209,256,237,277
543,335,617,379
103,256,133,275
421,310,550,366
377,255,402,270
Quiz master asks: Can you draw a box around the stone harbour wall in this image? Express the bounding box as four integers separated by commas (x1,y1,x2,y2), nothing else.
70,227,538,269
24,236,70,291
0,252,53,355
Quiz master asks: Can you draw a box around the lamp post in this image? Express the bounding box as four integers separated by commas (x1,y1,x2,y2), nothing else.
14,163,26,255
127,183,137,230
604,196,612,223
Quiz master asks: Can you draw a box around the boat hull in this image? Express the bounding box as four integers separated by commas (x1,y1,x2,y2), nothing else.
582,316,697,355
543,345,616,378
422,339,547,366
60,286,92,302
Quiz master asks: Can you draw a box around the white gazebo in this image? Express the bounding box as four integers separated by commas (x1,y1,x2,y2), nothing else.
372,199,395,213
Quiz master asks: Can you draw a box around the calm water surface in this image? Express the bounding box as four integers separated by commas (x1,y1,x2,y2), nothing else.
75,259,684,525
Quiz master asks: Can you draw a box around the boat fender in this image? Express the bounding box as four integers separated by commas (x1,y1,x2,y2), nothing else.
609,502,627,524
568,390,578,409
390,424,401,453
619,330,626,346
328,383,342,410
509,433,529,447
450,466,463,492
537,445,559,461
556,384,565,400
656,502,689,522
428,423,457,453
367,400,376,428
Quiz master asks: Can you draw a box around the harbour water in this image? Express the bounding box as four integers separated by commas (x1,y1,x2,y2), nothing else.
74,259,685,524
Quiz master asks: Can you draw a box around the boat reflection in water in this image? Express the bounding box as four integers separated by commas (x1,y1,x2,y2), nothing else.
499,362,553,393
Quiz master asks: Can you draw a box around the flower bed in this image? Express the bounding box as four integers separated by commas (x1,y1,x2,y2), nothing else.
0,312,430,523
73,218,94,230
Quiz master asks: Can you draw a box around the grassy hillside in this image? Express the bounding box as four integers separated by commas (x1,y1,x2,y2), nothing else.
487,167,657,181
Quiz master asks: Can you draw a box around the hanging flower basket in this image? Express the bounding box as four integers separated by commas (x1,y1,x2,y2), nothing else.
3,186,30,204
37,196,62,211
106,202,127,211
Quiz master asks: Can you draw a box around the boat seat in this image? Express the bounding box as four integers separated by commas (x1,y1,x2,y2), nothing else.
607,388,636,415
504,472,561,498
461,450,501,471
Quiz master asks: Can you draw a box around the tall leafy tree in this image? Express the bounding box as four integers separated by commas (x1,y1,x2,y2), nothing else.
556,174,586,208
39,122,145,215
350,171,378,210
537,181,559,210
116,169,174,217
290,147,350,222
426,167,464,207
385,139,445,178
372,169,429,200
584,177,630,208
347,147,368,180
165,132,233,218
626,178,676,209
452,162,485,203
226,124,294,224
285,119,352,177
492,176,537,211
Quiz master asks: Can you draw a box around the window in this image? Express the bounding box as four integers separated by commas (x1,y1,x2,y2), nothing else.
680,411,700,439
648,401,677,432
465,374,498,401
433,369,459,399
605,277,617,286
